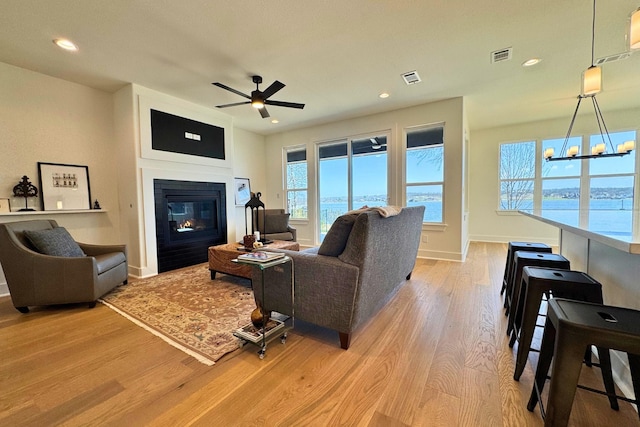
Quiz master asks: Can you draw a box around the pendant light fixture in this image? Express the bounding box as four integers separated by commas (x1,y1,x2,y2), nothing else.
544,0,635,162
631,7,640,50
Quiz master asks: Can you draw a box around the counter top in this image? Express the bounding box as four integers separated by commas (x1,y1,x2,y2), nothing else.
519,210,640,255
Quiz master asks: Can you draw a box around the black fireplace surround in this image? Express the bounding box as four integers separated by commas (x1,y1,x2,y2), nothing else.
154,179,227,272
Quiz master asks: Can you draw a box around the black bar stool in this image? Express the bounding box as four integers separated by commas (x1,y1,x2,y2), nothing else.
505,251,569,333
528,298,640,426
501,242,552,297
511,267,604,381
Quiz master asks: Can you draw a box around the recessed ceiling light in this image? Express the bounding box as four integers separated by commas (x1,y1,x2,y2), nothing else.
53,38,78,51
271,119,279,124
522,58,541,67
379,92,390,99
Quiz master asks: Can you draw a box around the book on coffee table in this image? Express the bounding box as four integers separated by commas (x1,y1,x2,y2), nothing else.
234,318,285,343
237,251,285,263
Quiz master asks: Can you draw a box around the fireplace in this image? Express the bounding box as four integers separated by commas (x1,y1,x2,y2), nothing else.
154,179,227,272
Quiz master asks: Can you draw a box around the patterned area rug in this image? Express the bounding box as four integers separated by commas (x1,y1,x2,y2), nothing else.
100,263,256,365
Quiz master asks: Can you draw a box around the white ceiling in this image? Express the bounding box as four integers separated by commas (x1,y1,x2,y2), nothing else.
1,0,638,135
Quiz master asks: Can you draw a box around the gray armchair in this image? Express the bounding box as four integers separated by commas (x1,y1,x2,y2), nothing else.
0,219,128,313
253,209,297,242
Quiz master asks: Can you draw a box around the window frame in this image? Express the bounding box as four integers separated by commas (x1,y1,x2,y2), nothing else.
284,145,308,220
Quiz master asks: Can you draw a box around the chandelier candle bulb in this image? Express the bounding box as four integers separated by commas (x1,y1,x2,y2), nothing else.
624,140,635,152
567,146,580,157
596,143,606,154
618,144,626,153
544,148,555,159
592,146,599,155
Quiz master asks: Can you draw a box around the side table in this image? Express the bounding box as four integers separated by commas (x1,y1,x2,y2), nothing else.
208,240,300,280
233,255,294,359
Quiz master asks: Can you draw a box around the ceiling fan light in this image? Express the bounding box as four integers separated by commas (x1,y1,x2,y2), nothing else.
251,99,264,109
631,8,640,50
582,65,601,96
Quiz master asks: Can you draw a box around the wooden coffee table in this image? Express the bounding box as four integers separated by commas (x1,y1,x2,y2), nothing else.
208,240,300,280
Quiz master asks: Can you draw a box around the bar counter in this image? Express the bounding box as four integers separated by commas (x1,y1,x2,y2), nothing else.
519,210,640,400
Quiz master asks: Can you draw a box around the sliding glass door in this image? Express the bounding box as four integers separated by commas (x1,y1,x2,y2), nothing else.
318,134,388,241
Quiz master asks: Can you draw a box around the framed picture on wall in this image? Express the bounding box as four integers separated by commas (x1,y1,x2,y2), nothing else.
0,198,10,213
38,162,92,210
234,177,251,206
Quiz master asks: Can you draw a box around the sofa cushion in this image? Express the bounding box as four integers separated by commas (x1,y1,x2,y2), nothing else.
318,213,359,257
24,227,85,257
264,213,290,234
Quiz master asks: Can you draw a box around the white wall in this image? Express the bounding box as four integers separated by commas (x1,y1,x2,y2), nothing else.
114,84,267,278
469,107,640,245
264,97,468,260
0,62,122,294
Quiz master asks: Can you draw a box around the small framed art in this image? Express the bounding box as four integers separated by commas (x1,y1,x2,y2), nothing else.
38,162,92,210
234,177,251,206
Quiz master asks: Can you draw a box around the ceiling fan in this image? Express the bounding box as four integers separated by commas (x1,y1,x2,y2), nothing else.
212,75,305,118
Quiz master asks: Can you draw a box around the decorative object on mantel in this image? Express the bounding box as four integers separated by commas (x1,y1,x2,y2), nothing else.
12,176,38,211
0,198,11,213
93,199,101,209
544,0,635,162
37,162,91,210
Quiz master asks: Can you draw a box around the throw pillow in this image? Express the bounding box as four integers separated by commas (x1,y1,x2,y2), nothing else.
24,227,86,257
264,213,290,234
317,213,359,257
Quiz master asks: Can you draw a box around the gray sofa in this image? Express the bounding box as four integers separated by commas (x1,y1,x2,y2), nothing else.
0,220,128,313
253,205,424,349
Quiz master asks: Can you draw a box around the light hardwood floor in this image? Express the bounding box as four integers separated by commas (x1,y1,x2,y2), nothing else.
1,242,638,426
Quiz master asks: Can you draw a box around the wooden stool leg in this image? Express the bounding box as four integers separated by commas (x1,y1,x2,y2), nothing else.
544,330,588,427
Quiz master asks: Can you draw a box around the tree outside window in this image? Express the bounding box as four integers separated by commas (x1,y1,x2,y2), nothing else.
499,141,535,211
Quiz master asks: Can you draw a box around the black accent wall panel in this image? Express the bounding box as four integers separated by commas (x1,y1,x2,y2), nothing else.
151,109,225,159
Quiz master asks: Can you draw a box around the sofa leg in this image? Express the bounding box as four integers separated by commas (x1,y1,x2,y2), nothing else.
210,270,216,280
88,301,97,309
123,279,128,285
406,271,413,280
339,332,351,350
16,306,29,314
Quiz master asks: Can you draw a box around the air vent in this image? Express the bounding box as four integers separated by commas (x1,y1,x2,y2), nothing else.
595,52,632,65
491,47,513,63
401,70,421,85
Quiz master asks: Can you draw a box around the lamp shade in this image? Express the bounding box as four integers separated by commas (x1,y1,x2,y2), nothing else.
582,66,601,95
631,8,640,50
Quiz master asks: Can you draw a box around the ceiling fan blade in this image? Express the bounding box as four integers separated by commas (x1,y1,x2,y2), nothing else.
259,106,270,118
216,101,251,108
212,82,250,99
261,80,285,100
264,100,305,109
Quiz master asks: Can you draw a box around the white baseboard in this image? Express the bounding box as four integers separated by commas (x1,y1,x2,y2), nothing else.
469,234,559,247
0,282,8,297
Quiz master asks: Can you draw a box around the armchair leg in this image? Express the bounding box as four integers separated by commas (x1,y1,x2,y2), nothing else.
339,332,351,350
88,301,97,309
16,306,29,314
123,279,128,285
406,271,413,280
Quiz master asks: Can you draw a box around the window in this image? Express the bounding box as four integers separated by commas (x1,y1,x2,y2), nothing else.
499,141,535,211
285,146,307,219
406,125,444,222
587,130,635,237
318,134,388,240
499,130,637,238
541,137,581,226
